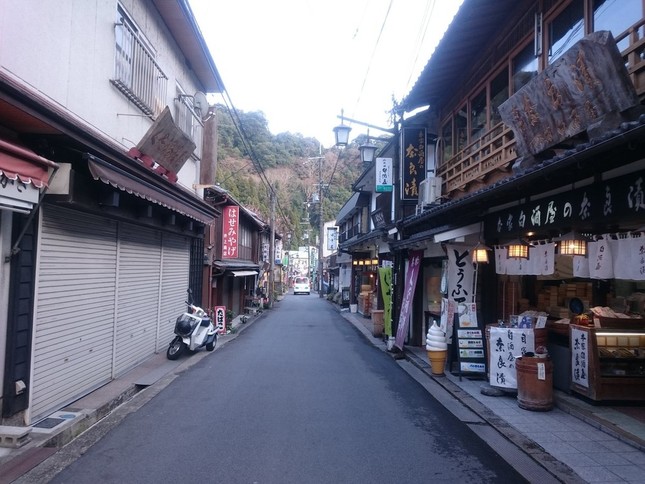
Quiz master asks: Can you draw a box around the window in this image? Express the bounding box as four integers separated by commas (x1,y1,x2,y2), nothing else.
455,106,468,153
112,5,167,116
593,0,643,51
512,43,538,93
490,68,509,126
440,120,453,163
470,89,487,141
175,86,203,158
548,0,585,64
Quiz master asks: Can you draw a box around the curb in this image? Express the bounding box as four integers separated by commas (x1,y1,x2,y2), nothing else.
402,350,585,484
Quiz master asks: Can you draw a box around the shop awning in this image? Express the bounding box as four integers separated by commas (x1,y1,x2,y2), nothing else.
87,156,214,224
231,270,258,277
0,138,58,188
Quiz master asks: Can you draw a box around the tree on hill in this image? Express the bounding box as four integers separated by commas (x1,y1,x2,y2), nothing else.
214,104,366,247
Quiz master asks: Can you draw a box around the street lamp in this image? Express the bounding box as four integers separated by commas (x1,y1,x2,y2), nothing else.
333,109,352,147
359,129,378,165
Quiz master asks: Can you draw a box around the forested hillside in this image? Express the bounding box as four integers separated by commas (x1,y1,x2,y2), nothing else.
213,104,367,247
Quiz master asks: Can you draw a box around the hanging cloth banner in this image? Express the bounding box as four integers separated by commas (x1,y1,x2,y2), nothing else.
446,245,474,304
378,267,393,337
394,250,423,350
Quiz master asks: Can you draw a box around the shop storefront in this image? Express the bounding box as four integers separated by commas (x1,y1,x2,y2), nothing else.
487,158,645,401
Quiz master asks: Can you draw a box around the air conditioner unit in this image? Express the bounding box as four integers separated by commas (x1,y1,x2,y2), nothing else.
419,176,442,205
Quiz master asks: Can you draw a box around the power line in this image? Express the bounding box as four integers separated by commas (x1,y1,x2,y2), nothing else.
219,88,294,232
352,0,394,114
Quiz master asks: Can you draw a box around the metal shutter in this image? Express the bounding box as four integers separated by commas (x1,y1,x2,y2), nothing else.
32,206,117,423
114,223,161,376
157,233,190,351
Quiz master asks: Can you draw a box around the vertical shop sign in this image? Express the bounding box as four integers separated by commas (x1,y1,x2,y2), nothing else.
327,226,338,251
400,128,426,200
378,267,393,337
489,327,535,389
394,250,423,349
570,326,589,388
446,245,474,304
375,157,393,192
222,205,239,259
214,306,226,335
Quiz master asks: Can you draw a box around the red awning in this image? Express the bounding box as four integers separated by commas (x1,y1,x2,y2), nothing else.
0,138,59,188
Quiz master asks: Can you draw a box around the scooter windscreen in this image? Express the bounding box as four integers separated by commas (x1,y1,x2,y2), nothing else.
175,314,198,336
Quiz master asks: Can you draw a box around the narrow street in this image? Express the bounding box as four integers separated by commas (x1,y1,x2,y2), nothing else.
40,295,525,483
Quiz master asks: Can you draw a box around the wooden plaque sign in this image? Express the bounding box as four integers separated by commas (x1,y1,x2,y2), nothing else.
499,31,639,157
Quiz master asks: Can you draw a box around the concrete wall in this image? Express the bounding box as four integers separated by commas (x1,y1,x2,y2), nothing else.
0,0,204,191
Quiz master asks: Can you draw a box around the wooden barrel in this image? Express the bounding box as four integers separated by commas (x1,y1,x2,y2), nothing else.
516,355,554,411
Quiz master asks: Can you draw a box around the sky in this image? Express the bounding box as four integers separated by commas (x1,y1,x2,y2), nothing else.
189,1,463,148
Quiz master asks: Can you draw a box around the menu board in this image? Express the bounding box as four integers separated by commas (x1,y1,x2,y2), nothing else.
488,327,536,389
455,304,486,378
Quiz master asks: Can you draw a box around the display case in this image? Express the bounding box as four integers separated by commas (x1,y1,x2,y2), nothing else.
570,319,645,401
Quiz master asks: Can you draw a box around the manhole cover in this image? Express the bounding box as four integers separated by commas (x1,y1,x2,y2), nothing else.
32,417,65,429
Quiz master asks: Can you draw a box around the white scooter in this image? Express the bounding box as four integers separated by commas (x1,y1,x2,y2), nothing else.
167,291,217,360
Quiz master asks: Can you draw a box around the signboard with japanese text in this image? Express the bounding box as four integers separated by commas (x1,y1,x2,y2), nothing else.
378,267,393,337
136,106,196,175
214,306,226,335
488,327,536,389
486,169,645,239
394,250,423,350
375,157,393,192
570,326,589,388
446,245,474,304
222,205,239,259
400,128,426,200
498,31,638,157
326,227,338,251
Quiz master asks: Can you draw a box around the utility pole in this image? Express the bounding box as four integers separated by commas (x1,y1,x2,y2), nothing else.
308,144,326,298
318,156,324,298
268,191,275,309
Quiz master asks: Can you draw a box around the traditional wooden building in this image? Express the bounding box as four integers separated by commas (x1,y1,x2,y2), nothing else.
395,0,645,399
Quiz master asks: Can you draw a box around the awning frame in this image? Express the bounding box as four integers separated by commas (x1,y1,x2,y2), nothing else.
87,154,215,224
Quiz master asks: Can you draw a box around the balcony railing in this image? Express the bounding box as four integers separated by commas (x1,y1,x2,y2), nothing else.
615,17,645,96
112,21,167,117
437,123,516,197
437,19,645,198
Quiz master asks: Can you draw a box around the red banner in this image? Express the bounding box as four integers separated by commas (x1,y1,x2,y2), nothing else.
394,250,424,350
222,205,239,259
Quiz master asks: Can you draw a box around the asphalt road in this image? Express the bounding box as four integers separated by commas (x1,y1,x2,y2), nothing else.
44,293,526,483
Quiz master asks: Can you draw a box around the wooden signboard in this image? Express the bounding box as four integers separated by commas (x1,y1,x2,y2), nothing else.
499,31,639,158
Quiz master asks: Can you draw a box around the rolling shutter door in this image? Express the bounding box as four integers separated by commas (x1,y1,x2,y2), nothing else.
32,206,117,422
114,224,161,376
157,233,190,351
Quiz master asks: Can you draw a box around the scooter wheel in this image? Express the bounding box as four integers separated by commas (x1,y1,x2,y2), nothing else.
206,340,216,351
167,337,186,360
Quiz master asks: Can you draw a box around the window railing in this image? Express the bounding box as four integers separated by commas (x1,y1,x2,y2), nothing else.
112,21,167,117
437,18,645,198
437,123,516,196
615,17,645,96
175,95,203,159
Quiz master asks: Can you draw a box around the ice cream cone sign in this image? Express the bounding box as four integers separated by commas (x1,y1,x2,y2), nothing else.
426,320,448,375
